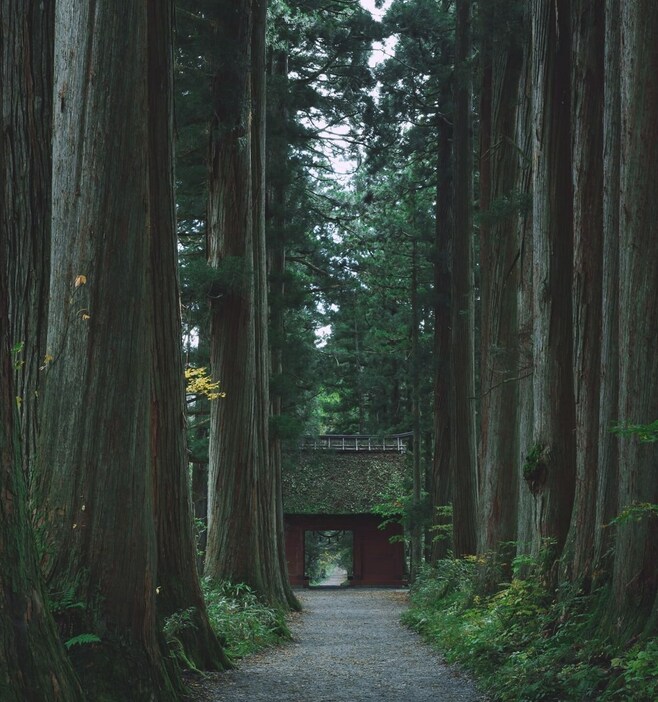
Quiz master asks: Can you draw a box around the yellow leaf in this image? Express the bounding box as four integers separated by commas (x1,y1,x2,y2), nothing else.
40,354,54,371
75,274,87,287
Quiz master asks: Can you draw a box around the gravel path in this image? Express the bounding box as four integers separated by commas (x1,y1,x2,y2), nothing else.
187,589,487,701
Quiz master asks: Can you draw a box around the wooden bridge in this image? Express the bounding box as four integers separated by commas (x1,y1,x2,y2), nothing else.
298,433,412,453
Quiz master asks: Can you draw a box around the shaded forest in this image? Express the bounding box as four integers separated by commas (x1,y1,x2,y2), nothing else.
1,0,657,700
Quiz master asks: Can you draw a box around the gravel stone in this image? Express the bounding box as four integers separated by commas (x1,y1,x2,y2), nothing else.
187,588,487,701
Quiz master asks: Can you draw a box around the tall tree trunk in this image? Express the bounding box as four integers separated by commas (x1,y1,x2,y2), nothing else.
34,2,180,697
251,0,296,608
594,0,620,576
612,0,658,635
561,0,604,586
450,0,477,556
147,0,230,669
205,0,293,608
410,238,423,580
267,48,302,610
0,236,84,702
2,0,52,482
529,0,575,562
0,3,83,698
430,9,453,563
205,0,260,589
513,26,535,554
477,1,525,556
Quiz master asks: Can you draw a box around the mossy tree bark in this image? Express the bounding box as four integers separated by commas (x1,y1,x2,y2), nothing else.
34,1,181,698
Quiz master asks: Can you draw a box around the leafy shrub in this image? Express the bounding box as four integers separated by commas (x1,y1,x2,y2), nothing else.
201,579,290,659
403,554,657,701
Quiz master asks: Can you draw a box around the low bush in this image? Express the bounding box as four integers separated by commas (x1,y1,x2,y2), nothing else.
403,556,658,701
201,579,290,660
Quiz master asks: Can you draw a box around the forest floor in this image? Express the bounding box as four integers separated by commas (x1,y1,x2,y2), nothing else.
185,588,487,701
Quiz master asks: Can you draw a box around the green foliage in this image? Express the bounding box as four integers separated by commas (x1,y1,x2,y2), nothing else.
608,502,658,526
611,419,658,443
372,473,431,542
304,530,353,585
64,633,101,650
202,579,290,660
162,607,200,671
403,554,658,701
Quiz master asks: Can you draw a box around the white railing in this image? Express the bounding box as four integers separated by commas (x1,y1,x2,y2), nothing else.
298,433,411,453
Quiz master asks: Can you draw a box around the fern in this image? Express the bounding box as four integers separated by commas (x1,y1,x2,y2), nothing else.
64,633,101,650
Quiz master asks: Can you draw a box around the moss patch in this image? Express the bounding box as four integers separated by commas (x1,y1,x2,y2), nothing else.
282,449,409,514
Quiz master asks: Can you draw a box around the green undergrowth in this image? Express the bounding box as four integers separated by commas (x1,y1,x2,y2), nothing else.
403,557,658,701
200,579,290,660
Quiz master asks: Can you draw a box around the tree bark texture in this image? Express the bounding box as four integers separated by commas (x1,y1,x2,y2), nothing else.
266,49,302,610
34,2,179,697
1,0,52,482
477,1,525,555
512,26,535,555
429,5,453,563
0,4,83,698
594,0,620,575
612,0,658,633
0,237,84,702
450,0,478,556
147,0,230,670
561,0,604,586
529,0,576,559
206,0,293,608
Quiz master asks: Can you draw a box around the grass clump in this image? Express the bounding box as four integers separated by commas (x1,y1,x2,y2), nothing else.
403,555,658,701
201,579,290,660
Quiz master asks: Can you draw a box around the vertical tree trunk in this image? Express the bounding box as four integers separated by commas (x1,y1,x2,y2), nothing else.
612,0,658,634
251,0,297,608
34,2,179,697
0,240,84,702
0,3,83,698
205,0,261,589
147,0,230,670
450,0,477,556
410,238,423,580
267,48,302,610
2,0,52,482
562,0,604,586
477,1,525,556
529,0,576,561
205,0,293,608
594,0,620,575
430,11,453,563
513,28,535,554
